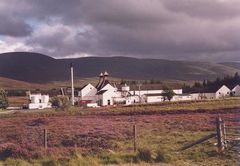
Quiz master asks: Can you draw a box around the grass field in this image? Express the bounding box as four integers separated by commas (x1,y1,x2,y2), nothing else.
0,99,239,165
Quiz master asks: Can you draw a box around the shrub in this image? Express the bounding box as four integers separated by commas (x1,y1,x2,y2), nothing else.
0,89,8,109
0,143,29,159
3,158,33,166
50,96,70,111
0,143,43,159
42,160,60,166
155,150,173,163
68,153,99,166
100,154,121,164
136,148,152,162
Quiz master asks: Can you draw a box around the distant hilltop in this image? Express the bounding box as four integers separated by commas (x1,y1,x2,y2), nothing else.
0,52,239,83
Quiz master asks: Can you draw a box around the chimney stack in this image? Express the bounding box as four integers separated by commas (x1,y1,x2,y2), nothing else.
103,71,109,81
96,72,104,89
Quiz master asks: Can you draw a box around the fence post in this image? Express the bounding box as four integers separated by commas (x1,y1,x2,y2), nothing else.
222,121,227,148
133,124,137,152
44,129,48,149
216,117,224,152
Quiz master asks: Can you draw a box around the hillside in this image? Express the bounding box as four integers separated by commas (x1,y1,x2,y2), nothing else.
0,52,239,83
0,77,42,90
220,62,240,70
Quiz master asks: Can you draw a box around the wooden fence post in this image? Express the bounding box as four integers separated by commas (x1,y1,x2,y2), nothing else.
133,124,137,152
222,121,227,148
216,117,224,152
44,129,48,149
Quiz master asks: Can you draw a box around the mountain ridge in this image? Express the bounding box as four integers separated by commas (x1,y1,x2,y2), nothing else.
0,52,239,83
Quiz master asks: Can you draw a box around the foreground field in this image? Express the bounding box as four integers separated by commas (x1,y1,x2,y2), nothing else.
0,100,239,165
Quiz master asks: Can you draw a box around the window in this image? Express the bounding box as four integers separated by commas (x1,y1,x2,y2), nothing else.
107,100,111,105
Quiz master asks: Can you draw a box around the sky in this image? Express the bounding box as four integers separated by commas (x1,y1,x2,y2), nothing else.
0,0,240,62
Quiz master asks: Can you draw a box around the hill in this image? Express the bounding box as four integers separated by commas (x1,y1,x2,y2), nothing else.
220,62,240,70
0,52,239,83
0,77,43,90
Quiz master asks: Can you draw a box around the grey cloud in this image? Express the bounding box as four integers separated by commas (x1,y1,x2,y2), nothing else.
0,0,240,62
161,0,240,20
0,14,32,37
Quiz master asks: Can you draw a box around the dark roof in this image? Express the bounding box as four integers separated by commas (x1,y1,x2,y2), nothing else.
97,80,111,91
96,90,107,95
176,93,191,96
145,93,163,97
76,84,89,91
116,84,182,91
95,80,102,89
186,85,228,93
228,84,240,90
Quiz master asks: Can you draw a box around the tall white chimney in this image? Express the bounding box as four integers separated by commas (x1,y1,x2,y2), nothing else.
70,63,74,106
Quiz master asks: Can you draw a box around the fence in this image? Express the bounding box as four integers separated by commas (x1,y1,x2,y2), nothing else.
179,115,240,152
0,112,239,159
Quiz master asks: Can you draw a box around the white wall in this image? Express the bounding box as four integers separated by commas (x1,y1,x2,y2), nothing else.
216,85,231,99
190,93,201,100
101,84,118,92
201,93,216,99
79,84,98,102
171,95,192,101
232,85,240,96
146,96,164,103
129,89,182,96
29,94,51,109
113,95,139,105
130,90,163,96
101,90,115,106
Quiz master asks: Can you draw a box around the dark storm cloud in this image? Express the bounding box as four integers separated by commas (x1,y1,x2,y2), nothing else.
0,14,32,37
0,0,240,61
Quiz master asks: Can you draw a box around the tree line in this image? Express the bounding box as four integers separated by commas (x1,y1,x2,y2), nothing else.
183,72,240,93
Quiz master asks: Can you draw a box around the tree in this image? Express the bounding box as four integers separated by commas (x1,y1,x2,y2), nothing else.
162,86,175,101
50,96,70,111
0,89,8,109
202,80,207,87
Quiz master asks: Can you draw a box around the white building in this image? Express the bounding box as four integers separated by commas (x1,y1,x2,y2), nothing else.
77,72,237,107
28,93,52,109
171,94,192,101
145,94,164,103
78,83,98,102
77,72,186,106
190,85,231,100
232,85,240,96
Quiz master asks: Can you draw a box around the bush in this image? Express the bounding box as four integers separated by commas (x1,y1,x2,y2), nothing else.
3,158,33,166
136,148,152,162
100,154,121,164
155,150,173,163
0,89,8,109
50,96,70,111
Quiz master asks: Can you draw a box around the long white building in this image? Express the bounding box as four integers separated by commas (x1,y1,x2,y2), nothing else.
190,85,231,100
77,72,185,106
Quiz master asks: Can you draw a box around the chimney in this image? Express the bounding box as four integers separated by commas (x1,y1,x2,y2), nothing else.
70,63,74,106
103,71,109,81
96,72,104,89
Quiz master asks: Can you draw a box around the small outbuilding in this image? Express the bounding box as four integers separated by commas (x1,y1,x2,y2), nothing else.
28,93,52,109
190,85,231,100
231,85,240,96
